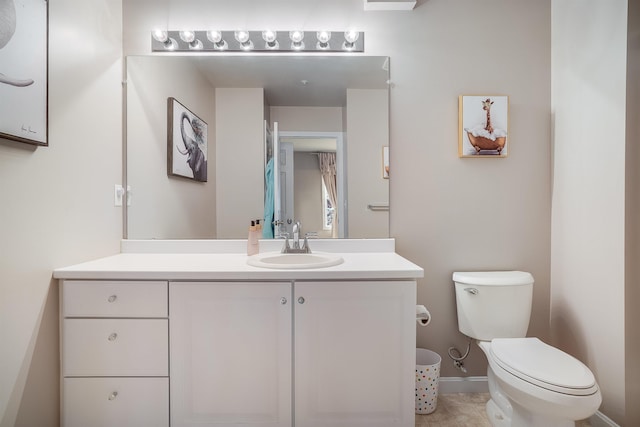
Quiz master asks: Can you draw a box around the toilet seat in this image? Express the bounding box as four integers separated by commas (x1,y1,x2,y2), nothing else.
489,338,598,396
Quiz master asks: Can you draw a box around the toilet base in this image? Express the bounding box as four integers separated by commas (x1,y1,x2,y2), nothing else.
486,367,577,427
486,398,511,427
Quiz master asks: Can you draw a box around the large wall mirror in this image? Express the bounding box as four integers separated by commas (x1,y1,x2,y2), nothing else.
125,55,390,239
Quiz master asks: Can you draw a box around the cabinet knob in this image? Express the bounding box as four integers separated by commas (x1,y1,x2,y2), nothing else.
108,332,118,341
280,297,287,305
108,391,118,401
298,297,305,304
108,295,117,303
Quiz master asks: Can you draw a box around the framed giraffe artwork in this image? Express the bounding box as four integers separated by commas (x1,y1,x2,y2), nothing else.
382,146,389,179
458,95,509,157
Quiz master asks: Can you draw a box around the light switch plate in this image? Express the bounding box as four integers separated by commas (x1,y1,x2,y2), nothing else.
114,184,124,206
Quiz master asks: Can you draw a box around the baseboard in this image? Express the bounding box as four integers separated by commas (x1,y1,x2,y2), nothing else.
589,411,620,427
438,376,489,394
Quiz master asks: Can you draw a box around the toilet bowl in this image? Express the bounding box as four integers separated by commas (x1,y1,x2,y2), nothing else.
452,271,602,427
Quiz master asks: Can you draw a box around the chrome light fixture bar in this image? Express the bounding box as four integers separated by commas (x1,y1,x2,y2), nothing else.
151,30,364,53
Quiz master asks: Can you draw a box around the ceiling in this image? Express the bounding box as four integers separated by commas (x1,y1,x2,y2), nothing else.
188,55,390,107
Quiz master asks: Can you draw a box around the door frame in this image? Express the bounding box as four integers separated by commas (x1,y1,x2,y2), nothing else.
278,131,347,238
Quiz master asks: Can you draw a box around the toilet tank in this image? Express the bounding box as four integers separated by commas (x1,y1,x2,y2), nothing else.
453,271,534,341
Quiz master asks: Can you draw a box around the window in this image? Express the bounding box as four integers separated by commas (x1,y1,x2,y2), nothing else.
322,180,333,231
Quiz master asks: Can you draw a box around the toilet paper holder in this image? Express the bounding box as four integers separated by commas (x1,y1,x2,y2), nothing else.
416,305,431,326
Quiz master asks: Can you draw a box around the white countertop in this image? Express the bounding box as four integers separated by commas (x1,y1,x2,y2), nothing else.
53,239,424,281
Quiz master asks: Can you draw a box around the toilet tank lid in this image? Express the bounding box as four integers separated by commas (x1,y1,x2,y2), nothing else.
452,271,533,286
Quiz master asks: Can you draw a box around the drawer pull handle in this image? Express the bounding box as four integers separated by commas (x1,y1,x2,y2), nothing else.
108,333,118,341
280,297,287,305
108,391,118,401
108,295,118,303
298,297,305,304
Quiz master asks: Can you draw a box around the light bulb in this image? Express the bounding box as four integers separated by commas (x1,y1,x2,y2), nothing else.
206,30,222,43
179,30,202,50
234,30,250,43
289,30,304,43
262,30,279,49
316,31,331,44
234,30,253,50
152,29,168,43
316,31,331,50
151,30,177,50
206,30,228,50
262,30,277,43
179,30,195,43
344,30,359,43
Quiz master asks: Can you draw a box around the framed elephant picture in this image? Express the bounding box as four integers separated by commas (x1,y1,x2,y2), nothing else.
458,95,509,158
0,0,48,146
167,97,208,182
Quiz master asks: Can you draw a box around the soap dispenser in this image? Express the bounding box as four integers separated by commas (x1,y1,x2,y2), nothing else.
247,220,259,256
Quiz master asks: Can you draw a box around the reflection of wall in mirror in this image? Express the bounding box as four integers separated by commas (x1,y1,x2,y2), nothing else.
347,89,389,238
215,88,265,238
126,57,217,239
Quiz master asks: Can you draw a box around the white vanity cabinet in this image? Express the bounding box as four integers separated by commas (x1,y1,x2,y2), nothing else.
293,281,416,427
54,242,424,427
60,280,169,427
169,279,416,427
170,282,293,427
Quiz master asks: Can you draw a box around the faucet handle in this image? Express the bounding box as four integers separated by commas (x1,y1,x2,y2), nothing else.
300,232,317,253
280,232,291,253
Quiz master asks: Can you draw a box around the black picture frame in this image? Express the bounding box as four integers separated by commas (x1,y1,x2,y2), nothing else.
0,0,48,146
167,97,208,182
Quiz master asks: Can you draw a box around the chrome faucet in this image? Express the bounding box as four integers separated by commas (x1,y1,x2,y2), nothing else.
281,221,315,254
292,221,301,249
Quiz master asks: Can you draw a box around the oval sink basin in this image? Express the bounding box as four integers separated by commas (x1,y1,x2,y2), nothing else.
247,252,344,269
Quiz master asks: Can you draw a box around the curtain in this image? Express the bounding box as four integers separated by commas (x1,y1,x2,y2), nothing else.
318,153,338,238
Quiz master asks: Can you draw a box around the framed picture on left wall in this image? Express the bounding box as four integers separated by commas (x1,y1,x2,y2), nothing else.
167,97,208,182
0,0,48,146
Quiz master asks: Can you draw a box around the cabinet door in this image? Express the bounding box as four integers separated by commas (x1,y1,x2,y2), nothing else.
170,282,292,427
294,281,416,427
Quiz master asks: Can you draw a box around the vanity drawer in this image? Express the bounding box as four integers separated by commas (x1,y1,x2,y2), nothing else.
62,319,168,377
62,280,167,318
63,377,168,427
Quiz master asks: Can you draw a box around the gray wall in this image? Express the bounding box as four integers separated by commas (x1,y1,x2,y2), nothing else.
0,0,123,425
550,1,630,423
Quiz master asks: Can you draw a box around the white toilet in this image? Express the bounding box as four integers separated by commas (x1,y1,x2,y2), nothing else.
452,271,602,427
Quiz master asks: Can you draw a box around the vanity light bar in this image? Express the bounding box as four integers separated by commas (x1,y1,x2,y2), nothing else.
151,30,364,53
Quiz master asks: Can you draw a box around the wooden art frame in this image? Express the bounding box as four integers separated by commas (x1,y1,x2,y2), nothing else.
167,97,208,182
0,0,48,146
458,95,509,158
382,146,389,179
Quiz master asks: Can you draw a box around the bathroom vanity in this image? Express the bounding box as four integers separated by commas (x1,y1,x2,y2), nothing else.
54,239,423,427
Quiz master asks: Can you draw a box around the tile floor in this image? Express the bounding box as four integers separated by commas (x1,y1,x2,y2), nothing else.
415,393,594,427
